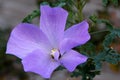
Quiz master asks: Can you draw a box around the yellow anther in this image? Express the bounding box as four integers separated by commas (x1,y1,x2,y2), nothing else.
51,48,57,53
50,48,57,58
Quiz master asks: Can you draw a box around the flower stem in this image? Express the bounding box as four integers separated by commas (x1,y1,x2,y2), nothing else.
77,0,88,21
90,30,109,35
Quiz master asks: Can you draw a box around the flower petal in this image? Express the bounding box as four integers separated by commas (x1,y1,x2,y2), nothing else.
22,49,60,78
60,50,88,72
6,23,52,59
60,21,90,53
40,5,68,48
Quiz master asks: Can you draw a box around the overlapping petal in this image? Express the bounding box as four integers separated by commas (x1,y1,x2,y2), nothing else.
60,50,88,72
22,49,60,78
40,5,68,48
6,23,52,59
60,21,90,53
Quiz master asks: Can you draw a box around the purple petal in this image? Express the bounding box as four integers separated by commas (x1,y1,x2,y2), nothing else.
6,23,52,59
22,49,60,78
60,50,88,72
60,21,90,53
40,5,68,48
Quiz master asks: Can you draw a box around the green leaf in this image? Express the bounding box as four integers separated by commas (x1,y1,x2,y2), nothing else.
57,2,66,7
103,33,116,48
78,42,96,57
102,0,119,6
89,15,97,23
102,0,109,6
103,28,120,49
97,19,113,30
71,71,82,77
94,49,111,69
55,66,65,71
22,9,40,23
40,2,49,5
111,0,118,6
94,53,105,70
94,60,102,70
89,15,113,30
105,49,120,64
112,28,120,37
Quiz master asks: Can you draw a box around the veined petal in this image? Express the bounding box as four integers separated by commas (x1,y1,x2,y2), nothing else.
60,21,90,53
6,23,52,59
40,5,68,48
22,49,60,78
60,50,88,72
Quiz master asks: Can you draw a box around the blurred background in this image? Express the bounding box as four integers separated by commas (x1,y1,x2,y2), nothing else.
0,0,120,80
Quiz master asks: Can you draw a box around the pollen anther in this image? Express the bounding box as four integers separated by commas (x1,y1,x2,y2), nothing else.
50,48,57,59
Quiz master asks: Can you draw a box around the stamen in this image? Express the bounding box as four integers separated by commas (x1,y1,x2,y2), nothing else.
50,48,57,59
50,48,61,60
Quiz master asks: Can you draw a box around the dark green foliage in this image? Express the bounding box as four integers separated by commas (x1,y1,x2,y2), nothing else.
94,48,120,69
103,33,116,48
77,42,96,57
102,0,119,6
71,59,100,80
111,0,119,6
22,9,40,23
89,14,120,79
90,15,113,30
55,66,65,71
105,49,120,64
102,0,109,6
112,28,120,37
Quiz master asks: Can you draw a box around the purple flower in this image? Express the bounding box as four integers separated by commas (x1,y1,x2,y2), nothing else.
6,5,90,78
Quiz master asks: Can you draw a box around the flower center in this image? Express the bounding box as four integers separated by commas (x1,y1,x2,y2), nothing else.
50,48,61,60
